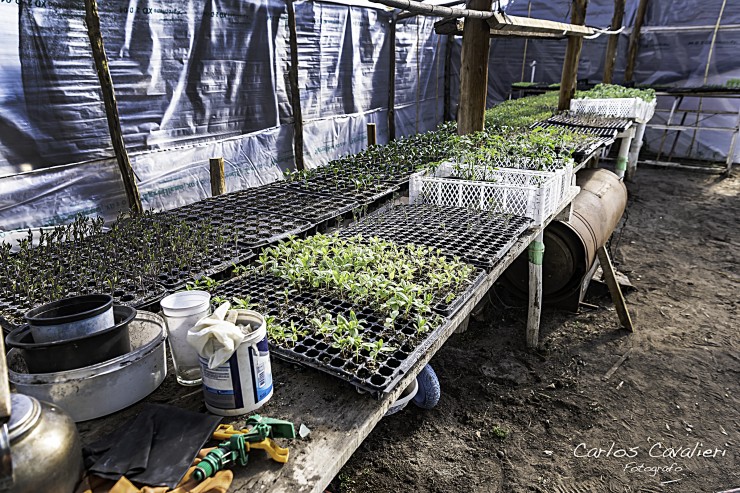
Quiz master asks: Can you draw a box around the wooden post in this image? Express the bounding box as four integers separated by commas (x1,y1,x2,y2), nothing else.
596,246,634,331
519,0,533,82
366,123,377,146
602,0,625,84
209,158,226,196
624,0,648,83
457,0,492,134
558,0,588,112
443,34,453,122
286,0,305,171
526,231,545,348
84,0,142,213
388,14,397,141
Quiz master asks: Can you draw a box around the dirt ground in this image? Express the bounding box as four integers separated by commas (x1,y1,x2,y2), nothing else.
333,167,739,493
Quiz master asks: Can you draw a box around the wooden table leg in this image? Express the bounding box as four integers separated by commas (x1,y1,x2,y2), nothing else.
596,246,635,332
526,232,545,348
615,134,634,180
627,122,647,181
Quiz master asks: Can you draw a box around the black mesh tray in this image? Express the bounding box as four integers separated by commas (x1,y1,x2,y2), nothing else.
285,179,400,207
165,205,314,250
157,252,256,291
339,205,532,272
210,183,361,225
544,114,632,133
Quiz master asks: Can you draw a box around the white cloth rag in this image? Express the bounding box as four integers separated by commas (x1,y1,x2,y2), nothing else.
186,302,246,369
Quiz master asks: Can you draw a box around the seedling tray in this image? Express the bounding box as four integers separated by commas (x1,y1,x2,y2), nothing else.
213,272,453,397
545,113,632,133
286,179,400,207
339,204,532,272
211,183,360,225
432,268,487,316
156,252,256,291
165,205,313,250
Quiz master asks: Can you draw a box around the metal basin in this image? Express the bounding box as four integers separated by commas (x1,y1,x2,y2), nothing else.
7,311,167,422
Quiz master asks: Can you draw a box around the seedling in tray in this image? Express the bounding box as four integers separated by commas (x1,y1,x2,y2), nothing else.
0,212,238,327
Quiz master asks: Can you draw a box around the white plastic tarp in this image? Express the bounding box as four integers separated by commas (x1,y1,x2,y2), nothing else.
493,0,740,162
0,0,446,235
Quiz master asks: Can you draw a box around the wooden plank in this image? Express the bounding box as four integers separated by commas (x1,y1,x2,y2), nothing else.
624,0,649,83
0,336,10,422
558,0,588,112
84,0,142,214
388,15,397,141
602,0,625,84
526,231,544,348
209,158,226,196
286,0,305,171
602,348,633,381
457,0,492,134
488,11,594,36
435,17,565,38
596,246,634,332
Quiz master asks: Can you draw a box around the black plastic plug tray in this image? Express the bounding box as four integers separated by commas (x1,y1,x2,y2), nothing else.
213,272,453,397
339,204,532,272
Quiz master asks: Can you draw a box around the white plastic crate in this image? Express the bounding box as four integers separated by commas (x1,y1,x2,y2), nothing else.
570,98,657,123
471,155,575,174
409,162,573,226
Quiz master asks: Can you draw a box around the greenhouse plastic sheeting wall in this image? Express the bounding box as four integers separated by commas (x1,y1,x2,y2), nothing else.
395,15,446,137
494,0,740,163
0,0,445,233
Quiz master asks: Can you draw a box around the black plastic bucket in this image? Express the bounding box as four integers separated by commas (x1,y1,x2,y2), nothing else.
8,305,136,373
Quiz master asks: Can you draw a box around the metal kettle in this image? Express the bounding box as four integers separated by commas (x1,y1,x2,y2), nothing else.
0,334,83,492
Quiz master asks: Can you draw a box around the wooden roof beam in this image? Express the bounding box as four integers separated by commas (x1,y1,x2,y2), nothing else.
488,12,595,36
435,18,567,38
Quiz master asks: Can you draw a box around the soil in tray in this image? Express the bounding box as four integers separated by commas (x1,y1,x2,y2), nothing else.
212,272,449,395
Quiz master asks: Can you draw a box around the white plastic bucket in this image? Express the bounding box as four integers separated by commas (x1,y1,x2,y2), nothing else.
160,290,211,385
198,309,273,416
384,378,419,417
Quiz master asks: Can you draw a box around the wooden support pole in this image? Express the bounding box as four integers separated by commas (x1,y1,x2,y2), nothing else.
624,0,649,83
388,14,397,141
602,0,625,84
519,0,532,82
614,132,633,179
286,0,305,171
209,158,226,196
443,34,453,122
84,0,142,214
558,0,588,112
457,0,492,134
366,123,377,146
526,231,545,348
596,246,634,332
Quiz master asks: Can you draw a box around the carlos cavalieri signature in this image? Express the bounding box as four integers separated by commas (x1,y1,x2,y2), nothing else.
573,441,729,476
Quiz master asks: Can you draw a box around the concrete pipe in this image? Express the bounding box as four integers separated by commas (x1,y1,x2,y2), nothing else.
501,168,627,308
